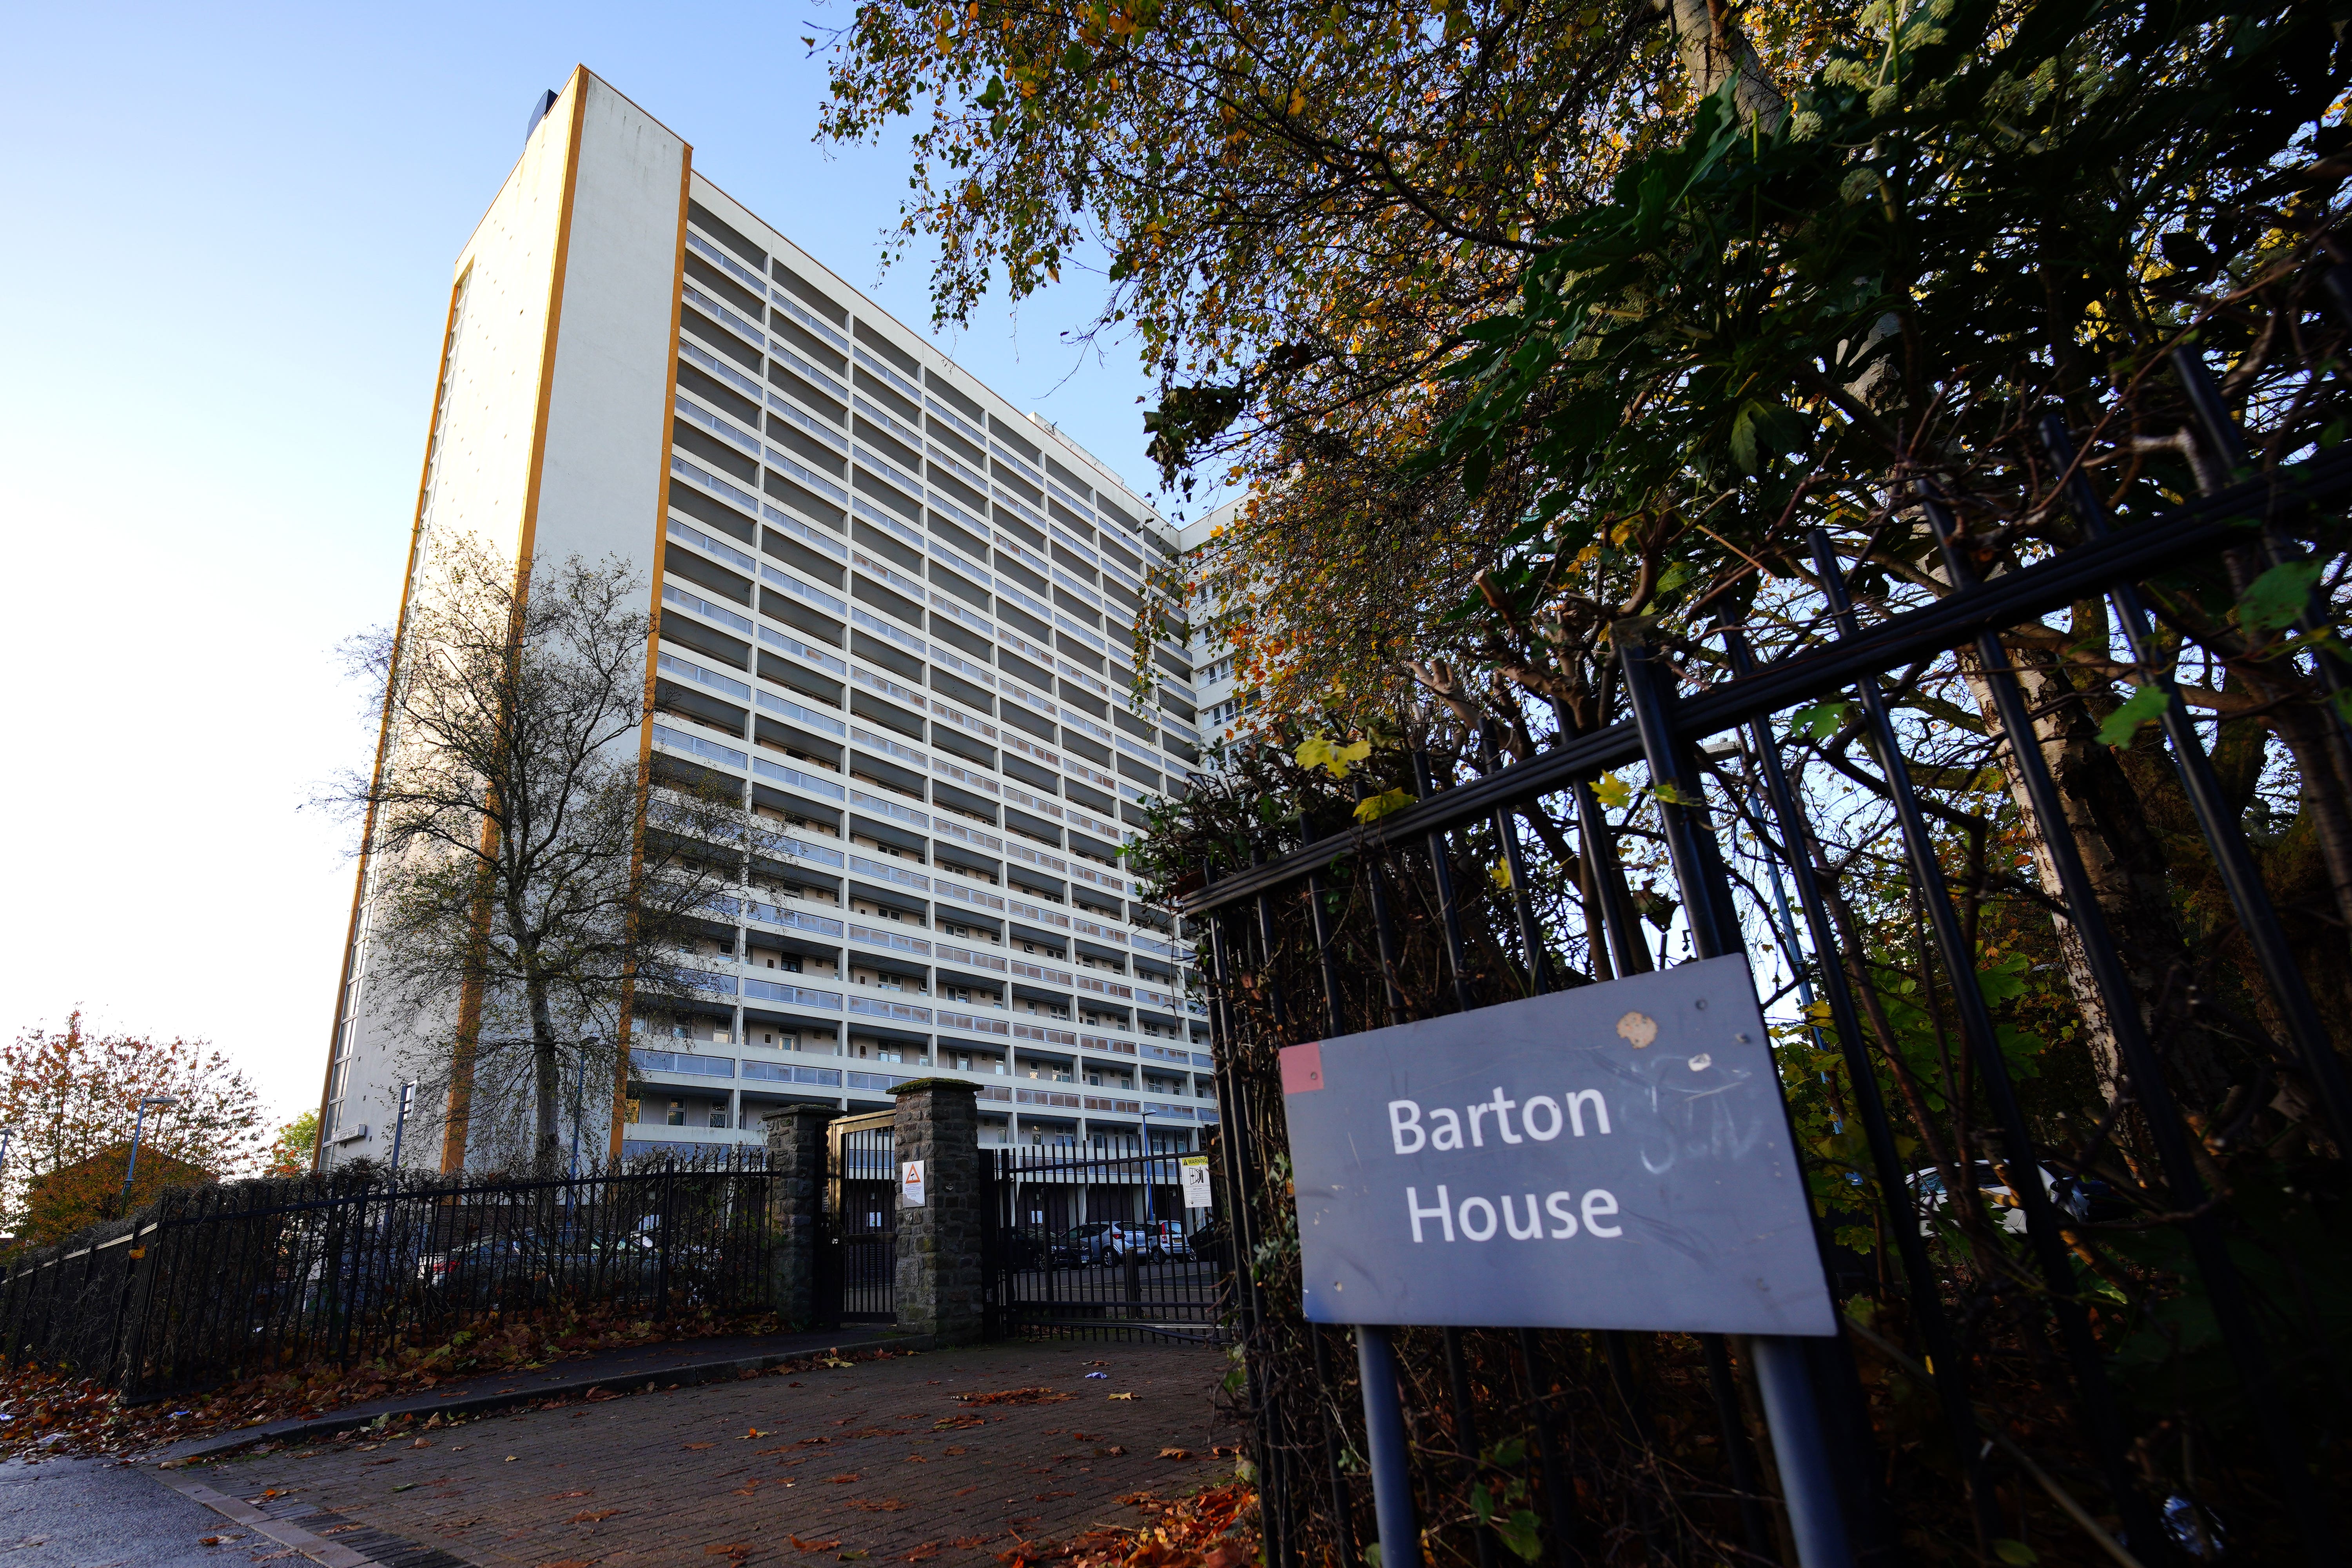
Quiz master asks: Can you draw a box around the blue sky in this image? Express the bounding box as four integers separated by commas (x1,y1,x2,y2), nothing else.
0,2,1174,1128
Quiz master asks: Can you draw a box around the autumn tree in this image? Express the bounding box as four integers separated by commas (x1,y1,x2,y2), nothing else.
0,1012,267,1245
326,540,781,1178
821,0,2352,1107
266,1109,320,1176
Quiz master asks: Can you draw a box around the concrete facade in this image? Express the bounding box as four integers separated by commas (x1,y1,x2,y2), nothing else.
320,67,1214,1175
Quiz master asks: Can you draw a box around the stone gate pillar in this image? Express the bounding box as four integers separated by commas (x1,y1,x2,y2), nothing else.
762,1104,833,1328
891,1079,984,1343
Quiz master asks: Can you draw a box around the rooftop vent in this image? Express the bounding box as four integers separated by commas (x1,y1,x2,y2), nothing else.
525,88,560,143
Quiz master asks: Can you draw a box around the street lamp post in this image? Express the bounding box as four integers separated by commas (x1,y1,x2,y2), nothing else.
121,1094,181,1205
388,1082,417,1173
1136,1109,1156,1240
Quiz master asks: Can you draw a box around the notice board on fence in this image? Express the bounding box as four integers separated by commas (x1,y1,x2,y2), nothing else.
1281,955,1835,1336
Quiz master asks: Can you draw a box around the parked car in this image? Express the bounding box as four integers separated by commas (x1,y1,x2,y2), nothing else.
1057,1221,1167,1263
993,1230,1051,1270
1101,1222,1176,1260
1908,1163,2113,1235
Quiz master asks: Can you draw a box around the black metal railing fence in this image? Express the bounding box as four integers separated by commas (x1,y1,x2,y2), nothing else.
0,1151,779,1401
987,1145,1226,1339
1174,370,2352,1568
827,1112,898,1323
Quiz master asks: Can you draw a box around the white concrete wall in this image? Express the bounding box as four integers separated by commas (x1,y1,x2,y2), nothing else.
531,74,689,570
323,70,688,1171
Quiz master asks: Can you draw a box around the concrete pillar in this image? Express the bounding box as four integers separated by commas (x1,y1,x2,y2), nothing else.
891,1078,984,1344
762,1104,832,1328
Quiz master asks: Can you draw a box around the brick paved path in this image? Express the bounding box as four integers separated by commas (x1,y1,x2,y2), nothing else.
197,1340,1233,1568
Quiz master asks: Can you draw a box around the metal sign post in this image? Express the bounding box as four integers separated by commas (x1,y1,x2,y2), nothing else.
1282,960,1852,1568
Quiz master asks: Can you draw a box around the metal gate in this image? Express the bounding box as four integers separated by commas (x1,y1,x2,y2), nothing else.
822,1111,896,1324
986,1146,1226,1340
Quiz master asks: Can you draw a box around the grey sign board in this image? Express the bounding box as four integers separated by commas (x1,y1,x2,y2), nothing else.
1282,955,1835,1336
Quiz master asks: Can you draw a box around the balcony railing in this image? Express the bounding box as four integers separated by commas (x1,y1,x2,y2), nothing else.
679,338,763,401
851,346,922,403
686,230,769,296
850,726,924,765
659,651,752,704
751,755,847,802
666,518,757,575
758,689,847,738
937,882,1008,914
769,339,849,401
760,562,847,617
934,941,1007,972
848,853,929,891
758,623,847,676
742,902,844,937
763,502,849,563
632,1047,735,1078
654,723,747,771
670,454,761,520
931,757,1001,797
849,921,930,956
767,390,848,452
848,996,932,1025
741,979,842,1009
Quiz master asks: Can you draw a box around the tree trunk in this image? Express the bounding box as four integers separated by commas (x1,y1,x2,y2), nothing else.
1957,643,2234,1112
1650,0,1786,129
528,978,562,1181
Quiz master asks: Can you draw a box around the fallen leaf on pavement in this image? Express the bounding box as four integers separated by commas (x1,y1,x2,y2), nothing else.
848,1499,910,1512
572,1509,622,1523
950,1537,996,1550
954,1388,1072,1406
1106,1394,1136,1402
827,1472,862,1483
706,1545,754,1561
790,1537,842,1552
682,1442,716,1451
549,1490,592,1500
991,1481,1259,1568
904,1544,941,1562
1159,1449,1193,1461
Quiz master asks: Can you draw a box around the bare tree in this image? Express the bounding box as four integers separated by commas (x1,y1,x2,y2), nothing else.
327,540,777,1177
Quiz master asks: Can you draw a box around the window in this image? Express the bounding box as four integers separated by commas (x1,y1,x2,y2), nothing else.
708,1108,730,1129
665,1100,686,1126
